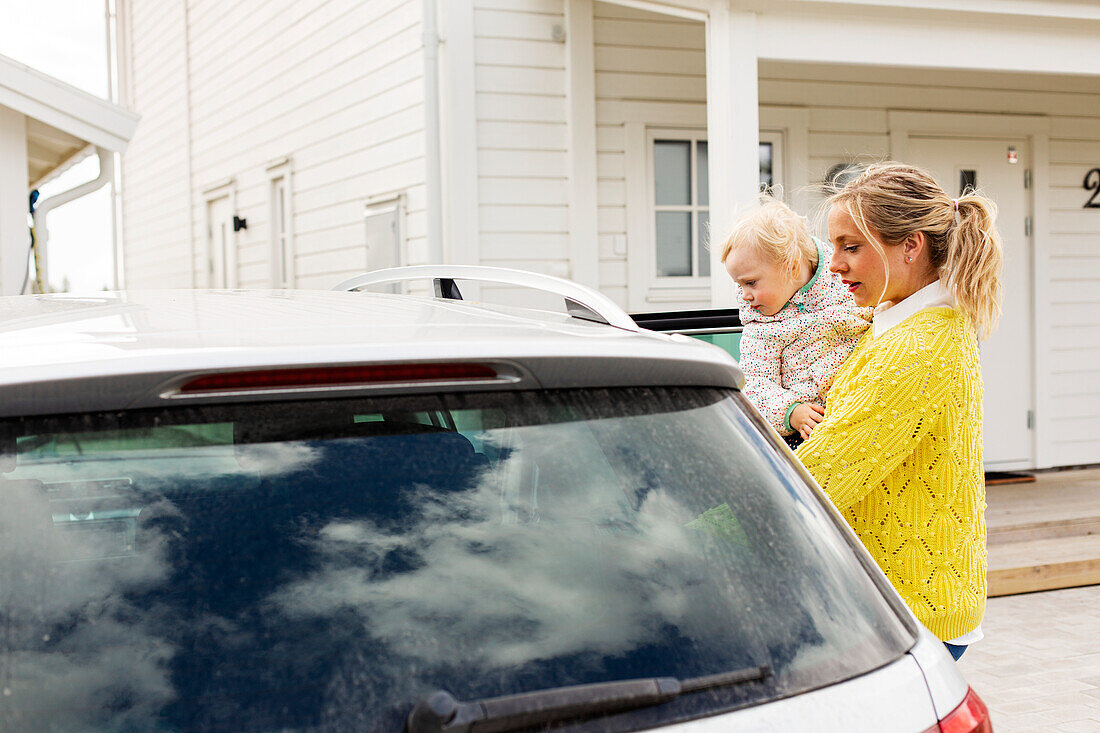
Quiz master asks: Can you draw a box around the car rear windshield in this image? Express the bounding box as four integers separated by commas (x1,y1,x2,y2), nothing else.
0,387,912,731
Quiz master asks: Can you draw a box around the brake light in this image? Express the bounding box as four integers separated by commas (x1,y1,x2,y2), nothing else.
922,688,992,733
178,363,498,393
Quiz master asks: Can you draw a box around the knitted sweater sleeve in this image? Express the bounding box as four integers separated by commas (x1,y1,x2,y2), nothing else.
795,335,961,511
739,328,799,435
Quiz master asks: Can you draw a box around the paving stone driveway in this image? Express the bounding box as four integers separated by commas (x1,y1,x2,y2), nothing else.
957,585,1100,732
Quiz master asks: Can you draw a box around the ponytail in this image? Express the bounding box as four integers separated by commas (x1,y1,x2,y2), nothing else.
828,162,1005,340
945,195,1003,339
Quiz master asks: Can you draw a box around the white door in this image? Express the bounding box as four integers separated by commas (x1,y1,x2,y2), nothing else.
908,136,1032,468
206,196,235,288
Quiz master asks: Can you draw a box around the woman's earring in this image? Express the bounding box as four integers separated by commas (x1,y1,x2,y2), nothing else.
905,256,912,263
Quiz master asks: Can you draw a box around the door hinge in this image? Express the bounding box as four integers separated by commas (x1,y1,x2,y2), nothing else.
1027,410,1034,429
1024,169,1031,189
1024,217,1032,237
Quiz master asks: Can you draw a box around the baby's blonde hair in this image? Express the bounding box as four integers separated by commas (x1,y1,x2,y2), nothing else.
828,162,1003,339
718,197,818,276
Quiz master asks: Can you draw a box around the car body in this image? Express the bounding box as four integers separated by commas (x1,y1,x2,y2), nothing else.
0,269,989,732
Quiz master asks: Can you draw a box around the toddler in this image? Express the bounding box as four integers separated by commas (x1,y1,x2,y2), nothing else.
718,198,871,447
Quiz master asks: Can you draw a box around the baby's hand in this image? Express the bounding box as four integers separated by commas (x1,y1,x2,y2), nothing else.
790,403,826,440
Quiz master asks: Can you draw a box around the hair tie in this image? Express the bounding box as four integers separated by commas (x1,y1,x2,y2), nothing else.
953,199,959,212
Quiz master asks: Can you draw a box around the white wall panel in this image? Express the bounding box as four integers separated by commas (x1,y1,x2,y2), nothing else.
119,0,192,287
121,0,426,290
472,0,569,306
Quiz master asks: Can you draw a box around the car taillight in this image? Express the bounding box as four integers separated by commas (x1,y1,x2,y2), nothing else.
921,688,992,733
178,363,498,393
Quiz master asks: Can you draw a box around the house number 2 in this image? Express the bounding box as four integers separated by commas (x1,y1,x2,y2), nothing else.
1086,168,1100,209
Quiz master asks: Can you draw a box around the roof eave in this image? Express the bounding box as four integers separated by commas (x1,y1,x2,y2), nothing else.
0,53,139,155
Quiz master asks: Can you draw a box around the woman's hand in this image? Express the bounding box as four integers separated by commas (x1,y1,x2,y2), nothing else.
790,403,826,440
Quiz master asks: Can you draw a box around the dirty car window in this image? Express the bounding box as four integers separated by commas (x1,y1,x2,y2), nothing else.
0,388,911,731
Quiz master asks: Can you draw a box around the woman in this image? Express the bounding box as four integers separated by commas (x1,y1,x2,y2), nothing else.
796,162,1003,661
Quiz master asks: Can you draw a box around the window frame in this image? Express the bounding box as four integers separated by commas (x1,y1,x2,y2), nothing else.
266,158,295,289
758,129,785,197
641,129,787,303
647,129,711,286
201,178,237,289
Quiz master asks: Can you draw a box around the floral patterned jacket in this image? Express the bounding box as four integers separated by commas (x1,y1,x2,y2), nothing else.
737,238,873,435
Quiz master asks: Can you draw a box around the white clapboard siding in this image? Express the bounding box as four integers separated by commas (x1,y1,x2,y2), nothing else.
120,1,194,287
189,0,424,290
480,232,570,261
1037,109,1099,466
473,0,569,305
120,0,426,291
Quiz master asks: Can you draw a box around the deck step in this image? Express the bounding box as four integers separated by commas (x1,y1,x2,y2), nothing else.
987,533,1100,597
989,516,1100,545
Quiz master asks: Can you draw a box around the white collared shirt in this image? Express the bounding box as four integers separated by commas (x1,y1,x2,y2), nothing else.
870,278,984,646
872,279,956,340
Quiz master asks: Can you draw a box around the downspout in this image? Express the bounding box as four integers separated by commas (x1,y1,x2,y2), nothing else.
423,0,444,264
32,147,113,291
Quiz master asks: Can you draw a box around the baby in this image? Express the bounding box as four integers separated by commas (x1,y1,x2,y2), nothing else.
718,198,871,446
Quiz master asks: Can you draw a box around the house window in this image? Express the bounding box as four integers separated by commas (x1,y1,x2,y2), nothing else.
958,169,977,196
266,159,294,288
651,132,783,280
269,176,291,287
758,130,784,195
652,137,709,279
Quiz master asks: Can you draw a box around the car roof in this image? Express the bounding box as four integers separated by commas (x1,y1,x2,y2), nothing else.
0,290,743,418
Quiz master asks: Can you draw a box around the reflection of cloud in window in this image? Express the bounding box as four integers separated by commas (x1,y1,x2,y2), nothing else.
233,441,322,476
5,619,176,729
0,482,176,728
272,457,707,671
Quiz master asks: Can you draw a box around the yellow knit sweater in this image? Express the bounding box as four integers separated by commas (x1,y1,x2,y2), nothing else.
796,307,987,641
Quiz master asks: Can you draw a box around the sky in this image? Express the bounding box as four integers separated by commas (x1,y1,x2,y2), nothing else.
0,0,114,292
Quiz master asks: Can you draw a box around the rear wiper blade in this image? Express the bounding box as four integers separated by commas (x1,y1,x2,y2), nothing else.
406,663,772,733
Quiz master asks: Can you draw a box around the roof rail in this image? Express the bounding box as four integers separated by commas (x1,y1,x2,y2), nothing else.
333,265,638,331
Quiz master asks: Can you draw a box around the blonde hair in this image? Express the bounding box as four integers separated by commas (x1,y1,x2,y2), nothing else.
828,162,1003,339
718,196,818,276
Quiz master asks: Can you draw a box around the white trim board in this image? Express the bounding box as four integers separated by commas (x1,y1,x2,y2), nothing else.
887,111,1051,152
566,0,600,289
732,0,1100,23
706,6,760,308
752,5,1100,76
625,122,648,311
440,0,480,270
598,0,709,22
0,53,138,153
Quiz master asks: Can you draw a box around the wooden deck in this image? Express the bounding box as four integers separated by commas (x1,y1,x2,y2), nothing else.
986,467,1100,597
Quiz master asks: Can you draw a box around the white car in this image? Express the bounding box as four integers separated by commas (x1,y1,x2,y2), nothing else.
0,267,990,732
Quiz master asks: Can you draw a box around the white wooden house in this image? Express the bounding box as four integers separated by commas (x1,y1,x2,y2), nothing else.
115,0,1100,471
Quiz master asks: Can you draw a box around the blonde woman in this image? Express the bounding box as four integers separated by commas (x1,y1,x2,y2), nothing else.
796,162,1002,661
